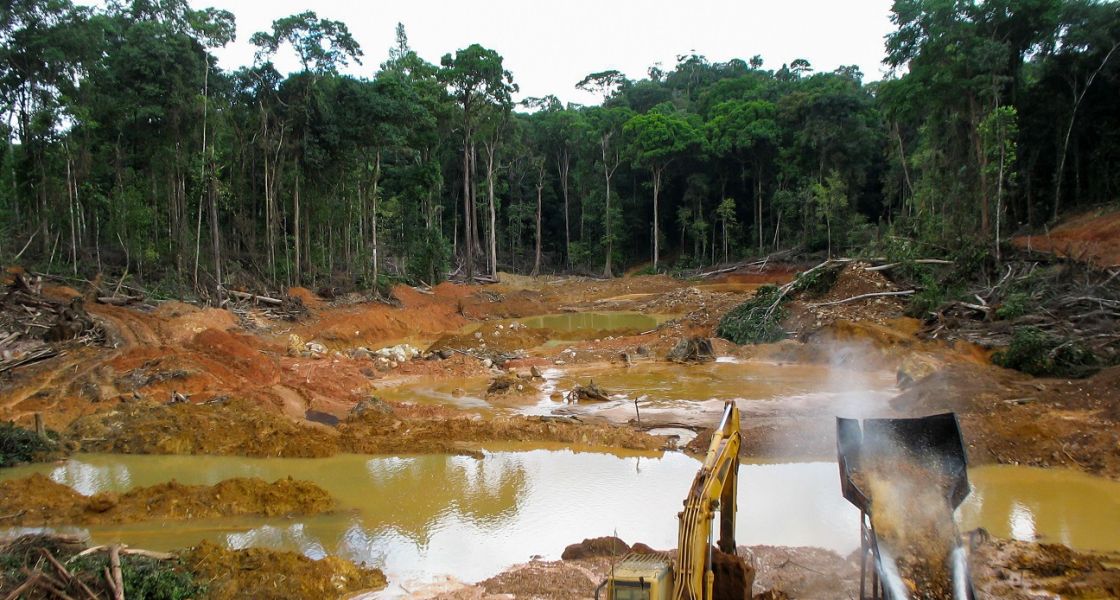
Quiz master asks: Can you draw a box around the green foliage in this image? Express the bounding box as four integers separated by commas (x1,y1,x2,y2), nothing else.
64,554,205,600
995,292,1031,320
716,285,788,344
993,327,1099,378
3,0,1119,292
906,273,959,317
791,265,840,297
0,422,57,468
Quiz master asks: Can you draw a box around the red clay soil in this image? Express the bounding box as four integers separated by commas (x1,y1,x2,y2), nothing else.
1013,207,1120,267
0,474,334,525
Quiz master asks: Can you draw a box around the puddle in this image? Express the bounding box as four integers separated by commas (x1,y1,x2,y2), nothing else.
4,453,1114,593
646,427,699,446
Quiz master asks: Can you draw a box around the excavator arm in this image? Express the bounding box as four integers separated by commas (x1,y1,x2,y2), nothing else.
673,399,741,600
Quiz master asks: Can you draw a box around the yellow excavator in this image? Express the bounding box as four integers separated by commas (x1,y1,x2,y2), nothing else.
598,399,753,600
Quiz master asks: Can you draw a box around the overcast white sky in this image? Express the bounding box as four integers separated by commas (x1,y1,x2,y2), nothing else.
90,0,899,105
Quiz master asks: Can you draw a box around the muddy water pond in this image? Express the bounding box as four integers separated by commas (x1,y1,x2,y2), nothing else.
3,452,1117,594
378,359,899,423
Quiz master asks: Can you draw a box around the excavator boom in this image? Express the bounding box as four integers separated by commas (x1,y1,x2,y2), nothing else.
674,400,741,600
602,400,749,600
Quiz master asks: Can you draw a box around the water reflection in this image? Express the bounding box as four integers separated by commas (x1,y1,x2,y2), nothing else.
958,465,1120,552
3,455,1118,590
49,461,133,496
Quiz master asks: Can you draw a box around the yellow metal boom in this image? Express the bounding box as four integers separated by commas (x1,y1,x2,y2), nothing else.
673,399,741,600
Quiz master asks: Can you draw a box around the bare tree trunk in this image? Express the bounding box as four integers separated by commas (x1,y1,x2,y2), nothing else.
601,133,618,278
208,159,222,294
652,166,662,270
968,93,991,237
558,150,571,268
463,131,473,281
193,64,209,292
294,173,301,285
66,154,77,275
485,140,498,278
371,150,381,288
1054,42,1119,221
532,162,544,276
756,163,763,252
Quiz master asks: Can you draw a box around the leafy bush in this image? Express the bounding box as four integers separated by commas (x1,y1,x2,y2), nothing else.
995,292,1031,320
65,554,205,600
993,327,1099,378
0,422,57,468
905,274,964,317
716,285,788,344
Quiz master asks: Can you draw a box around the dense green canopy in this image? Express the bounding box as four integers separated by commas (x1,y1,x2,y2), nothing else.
1,0,1118,294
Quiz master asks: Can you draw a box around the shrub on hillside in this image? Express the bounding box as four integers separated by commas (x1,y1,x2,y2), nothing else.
716,285,788,344
993,326,1099,378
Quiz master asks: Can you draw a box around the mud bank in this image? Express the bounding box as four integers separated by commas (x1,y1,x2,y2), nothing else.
431,534,1120,600
0,474,333,525
64,397,663,458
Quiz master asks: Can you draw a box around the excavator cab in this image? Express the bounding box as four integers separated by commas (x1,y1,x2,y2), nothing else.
607,554,673,600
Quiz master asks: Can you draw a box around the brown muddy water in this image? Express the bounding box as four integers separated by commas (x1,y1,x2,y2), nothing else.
377,359,900,423
3,452,1116,595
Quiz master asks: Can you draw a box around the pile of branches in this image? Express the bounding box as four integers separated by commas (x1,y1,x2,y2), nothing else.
0,534,199,600
0,272,105,375
922,259,1120,376
226,290,308,323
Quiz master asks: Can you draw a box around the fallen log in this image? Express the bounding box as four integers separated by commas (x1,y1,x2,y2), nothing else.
227,290,283,305
96,295,143,306
865,259,954,272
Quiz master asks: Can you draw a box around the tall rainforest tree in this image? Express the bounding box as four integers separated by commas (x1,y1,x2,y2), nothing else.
439,44,516,280
3,0,1119,294
250,11,362,285
705,99,779,251
625,107,704,270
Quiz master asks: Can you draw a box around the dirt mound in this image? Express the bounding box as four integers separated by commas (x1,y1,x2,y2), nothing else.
164,306,238,343
787,262,907,331
476,558,605,600
287,286,323,309
64,395,662,458
186,328,279,383
429,321,550,358
560,536,630,560
1014,207,1120,267
750,545,860,598
299,287,467,348
486,372,539,397
971,536,1120,599
185,539,386,600
66,399,338,457
339,410,662,455
0,474,333,526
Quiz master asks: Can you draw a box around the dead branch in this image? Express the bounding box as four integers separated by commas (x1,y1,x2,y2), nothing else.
809,290,916,307
109,544,125,600
71,545,175,562
864,259,954,272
